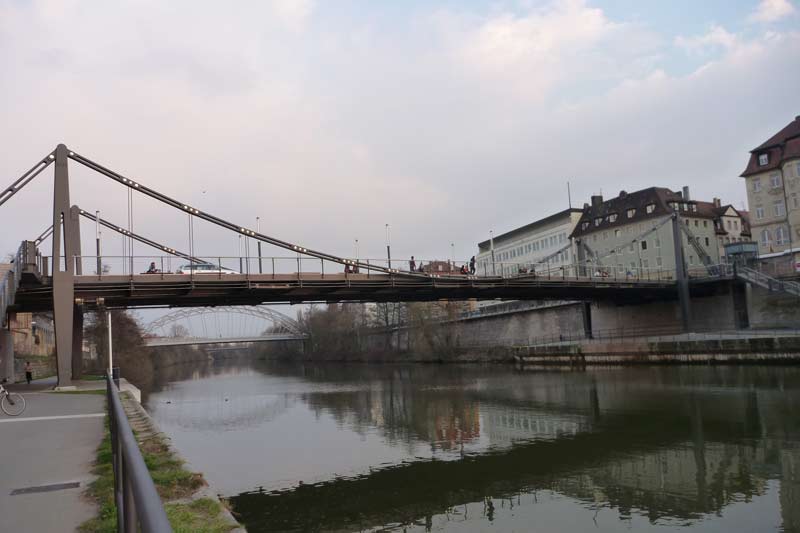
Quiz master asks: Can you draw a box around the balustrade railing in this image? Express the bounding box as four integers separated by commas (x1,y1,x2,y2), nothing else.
106,372,172,532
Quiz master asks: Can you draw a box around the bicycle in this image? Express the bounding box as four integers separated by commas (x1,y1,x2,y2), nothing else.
0,381,26,416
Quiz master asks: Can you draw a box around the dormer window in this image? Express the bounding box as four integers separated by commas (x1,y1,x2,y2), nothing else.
581,221,589,230
646,203,655,214
608,213,618,223
594,217,602,227
681,203,688,211
758,153,768,166
689,204,697,212
626,208,636,218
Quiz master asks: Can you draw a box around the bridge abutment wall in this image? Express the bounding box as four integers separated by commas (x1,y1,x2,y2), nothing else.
0,328,13,383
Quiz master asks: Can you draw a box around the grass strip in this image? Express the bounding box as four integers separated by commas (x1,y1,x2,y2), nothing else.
79,407,235,532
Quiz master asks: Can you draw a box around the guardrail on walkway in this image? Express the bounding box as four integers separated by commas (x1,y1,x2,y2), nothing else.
106,372,172,532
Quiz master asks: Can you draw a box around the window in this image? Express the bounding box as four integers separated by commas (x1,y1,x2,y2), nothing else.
756,207,764,220
640,240,648,251
689,255,695,266
771,173,782,189
758,153,768,166
694,220,699,227
655,238,661,248
560,233,566,243
726,220,731,229
753,179,762,192
703,220,708,228
643,259,649,268
629,243,634,252
776,226,789,245
760,229,771,247
774,200,786,217
615,229,621,237
627,208,636,218
734,220,739,230
594,217,602,227
689,204,697,212
681,203,688,211
656,257,663,267
705,237,710,246
793,193,799,209
646,204,655,214
608,213,618,223
581,222,589,230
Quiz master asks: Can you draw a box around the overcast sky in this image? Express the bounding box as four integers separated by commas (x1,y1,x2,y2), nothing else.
2,0,799,269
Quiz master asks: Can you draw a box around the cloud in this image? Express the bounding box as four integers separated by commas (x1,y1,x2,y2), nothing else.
270,0,315,31
675,25,738,54
749,0,795,23
0,0,798,273
435,0,659,102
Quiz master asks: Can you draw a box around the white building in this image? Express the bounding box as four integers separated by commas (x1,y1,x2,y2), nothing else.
475,208,583,279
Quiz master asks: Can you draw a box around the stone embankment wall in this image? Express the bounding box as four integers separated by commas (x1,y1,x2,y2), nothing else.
514,335,800,365
13,354,55,382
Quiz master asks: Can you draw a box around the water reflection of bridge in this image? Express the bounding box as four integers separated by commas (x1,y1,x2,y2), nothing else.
225,364,800,532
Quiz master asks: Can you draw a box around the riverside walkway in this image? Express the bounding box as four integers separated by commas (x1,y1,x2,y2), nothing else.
0,378,104,533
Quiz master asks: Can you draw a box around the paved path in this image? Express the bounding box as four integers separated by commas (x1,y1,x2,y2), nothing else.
0,387,104,532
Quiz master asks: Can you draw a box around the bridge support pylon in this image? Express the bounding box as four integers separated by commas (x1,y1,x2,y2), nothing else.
671,214,692,332
52,144,81,388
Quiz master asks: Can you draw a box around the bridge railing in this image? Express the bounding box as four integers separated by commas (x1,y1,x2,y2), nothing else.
36,254,735,284
106,372,172,533
47,254,699,283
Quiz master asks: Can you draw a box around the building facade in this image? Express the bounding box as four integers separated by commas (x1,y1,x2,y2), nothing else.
570,187,749,277
475,208,583,279
740,115,800,266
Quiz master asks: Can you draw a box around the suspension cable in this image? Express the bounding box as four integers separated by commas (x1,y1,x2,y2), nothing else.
0,152,55,208
68,150,405,275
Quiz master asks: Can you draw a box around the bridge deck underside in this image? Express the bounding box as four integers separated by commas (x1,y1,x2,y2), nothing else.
11,273,728,311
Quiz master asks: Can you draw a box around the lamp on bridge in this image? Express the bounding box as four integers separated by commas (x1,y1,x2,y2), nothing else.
385,224,391,269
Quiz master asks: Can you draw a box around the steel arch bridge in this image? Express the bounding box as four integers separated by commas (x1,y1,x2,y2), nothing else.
143,306,305,346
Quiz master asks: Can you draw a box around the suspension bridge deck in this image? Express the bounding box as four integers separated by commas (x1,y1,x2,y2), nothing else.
11,271,732,312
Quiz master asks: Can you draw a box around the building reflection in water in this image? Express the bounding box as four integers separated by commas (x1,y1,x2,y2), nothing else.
145,358,800,532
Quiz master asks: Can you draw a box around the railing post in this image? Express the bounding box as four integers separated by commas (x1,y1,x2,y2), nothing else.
272,257,275,279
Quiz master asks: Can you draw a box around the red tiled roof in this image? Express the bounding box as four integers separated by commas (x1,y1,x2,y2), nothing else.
741,115,800,177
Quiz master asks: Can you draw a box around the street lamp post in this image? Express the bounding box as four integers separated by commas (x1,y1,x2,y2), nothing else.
95,210,102,275
450,242,455,270
257,217,262,274
385,224,392,269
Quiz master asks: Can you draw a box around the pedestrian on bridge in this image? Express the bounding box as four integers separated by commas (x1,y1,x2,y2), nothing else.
409,256,416,272
469,256,476,274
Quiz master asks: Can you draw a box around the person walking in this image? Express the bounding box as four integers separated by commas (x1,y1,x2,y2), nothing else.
25,361,33,385
469,256,476,275
409,256,416,272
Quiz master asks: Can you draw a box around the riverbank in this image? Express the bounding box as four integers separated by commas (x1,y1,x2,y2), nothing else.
79,391,242,532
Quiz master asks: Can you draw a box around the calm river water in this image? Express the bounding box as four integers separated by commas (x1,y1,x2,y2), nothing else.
144,358,800,532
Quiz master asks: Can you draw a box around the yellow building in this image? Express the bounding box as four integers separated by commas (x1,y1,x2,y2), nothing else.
740,115,800,270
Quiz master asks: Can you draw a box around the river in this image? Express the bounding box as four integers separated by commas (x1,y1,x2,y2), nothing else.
143,357,800,532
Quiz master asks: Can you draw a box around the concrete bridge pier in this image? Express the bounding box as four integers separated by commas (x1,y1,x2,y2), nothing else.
72,304,83,381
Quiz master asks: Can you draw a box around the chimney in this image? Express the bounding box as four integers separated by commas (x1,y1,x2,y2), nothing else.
682,186,690,201
591,194,603,208
713,197,721,208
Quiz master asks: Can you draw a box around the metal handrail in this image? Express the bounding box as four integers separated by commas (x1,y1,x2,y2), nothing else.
106,373,172,532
